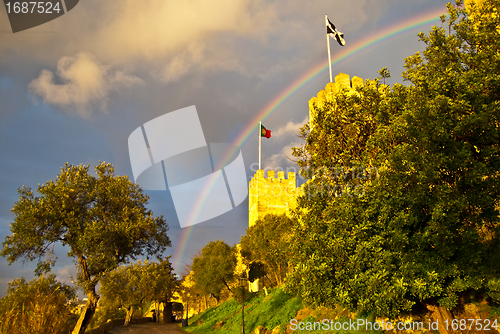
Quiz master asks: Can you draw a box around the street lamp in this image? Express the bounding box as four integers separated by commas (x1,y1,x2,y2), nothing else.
239,273,247,334
185,290,189,327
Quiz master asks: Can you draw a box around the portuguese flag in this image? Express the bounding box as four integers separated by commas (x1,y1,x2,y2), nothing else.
261,124,271,138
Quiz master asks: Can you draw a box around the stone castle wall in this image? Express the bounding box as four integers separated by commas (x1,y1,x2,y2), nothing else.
248,169,300,227
308,73,364,127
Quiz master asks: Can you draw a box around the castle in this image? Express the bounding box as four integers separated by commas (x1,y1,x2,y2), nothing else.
248,73,364,225
188,0,488,309
248,0,487,224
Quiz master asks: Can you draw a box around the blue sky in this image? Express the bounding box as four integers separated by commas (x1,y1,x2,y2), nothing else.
0,0,452,296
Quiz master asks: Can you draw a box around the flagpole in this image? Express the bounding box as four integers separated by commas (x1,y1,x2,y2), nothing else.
259,122,262,170
325,14,332,83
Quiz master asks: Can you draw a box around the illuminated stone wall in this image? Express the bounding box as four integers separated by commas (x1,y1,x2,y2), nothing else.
308,73,364,127
248,169,300,228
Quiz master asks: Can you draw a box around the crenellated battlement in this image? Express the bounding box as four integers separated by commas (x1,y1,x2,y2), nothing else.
251,169,296,182
248,169,300,227
309,73,364,127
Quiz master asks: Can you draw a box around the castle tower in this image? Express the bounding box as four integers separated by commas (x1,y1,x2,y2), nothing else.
309,73,364,127
248,169,300,227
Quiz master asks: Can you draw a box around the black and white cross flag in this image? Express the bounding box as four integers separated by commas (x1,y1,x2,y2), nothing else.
326,17,345,46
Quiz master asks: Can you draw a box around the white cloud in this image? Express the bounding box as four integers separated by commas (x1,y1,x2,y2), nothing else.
266,141,302,170
90,0,280,81
272,116,308,138
2,0,388,83
264,116,308,170
56,265,76,285
158,43,205,83
29,53,144,117
94,0,276,60
109,70,145,88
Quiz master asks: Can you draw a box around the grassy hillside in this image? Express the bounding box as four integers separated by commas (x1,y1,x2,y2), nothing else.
182,288,385,334
183,288,302,334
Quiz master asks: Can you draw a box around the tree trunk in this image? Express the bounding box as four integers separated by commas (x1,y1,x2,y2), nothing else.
221,278,232,293
427,304,454,334
265,274,273,286
163,302,173,323
124,306,134,326
71,255,99,334
185,296,189,325
71,288,99,334
277,264,282,285
274,270,280,286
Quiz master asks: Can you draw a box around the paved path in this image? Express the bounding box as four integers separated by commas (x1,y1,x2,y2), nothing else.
108,322,189,334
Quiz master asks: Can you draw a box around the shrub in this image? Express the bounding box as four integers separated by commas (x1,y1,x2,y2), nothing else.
0,274,77,334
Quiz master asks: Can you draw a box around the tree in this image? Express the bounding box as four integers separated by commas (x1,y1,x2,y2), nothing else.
180,269,206,318
142,257,179,323
179,273,194,322
99,261,149,326
288,77,398,315
0,274,77,334
240,214,294,286
98,258,178,325
287,0,500,327
191,240,236,303
377,66,391,85
1,162,171,334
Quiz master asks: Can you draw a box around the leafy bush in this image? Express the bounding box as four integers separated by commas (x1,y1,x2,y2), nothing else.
0,274,77,334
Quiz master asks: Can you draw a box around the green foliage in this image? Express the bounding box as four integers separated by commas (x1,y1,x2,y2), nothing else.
2,162,170,284
192,240,237,301
287,0,500,318
88,300,126,330
99,261,148,324
98,257,178,325
486,278,500,304
143,256,179,304
240,214,294,286
488,305,500,320
179,271,205,319
377,66,391,85
250,288,302,331
186,298,242,333
0,274,77,334
0,162,171,332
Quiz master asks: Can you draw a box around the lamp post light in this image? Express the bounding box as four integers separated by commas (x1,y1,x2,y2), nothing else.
240,273,247,334
185,291,189,326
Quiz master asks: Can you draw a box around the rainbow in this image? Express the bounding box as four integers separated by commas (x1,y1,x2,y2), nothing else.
171,6,447,272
